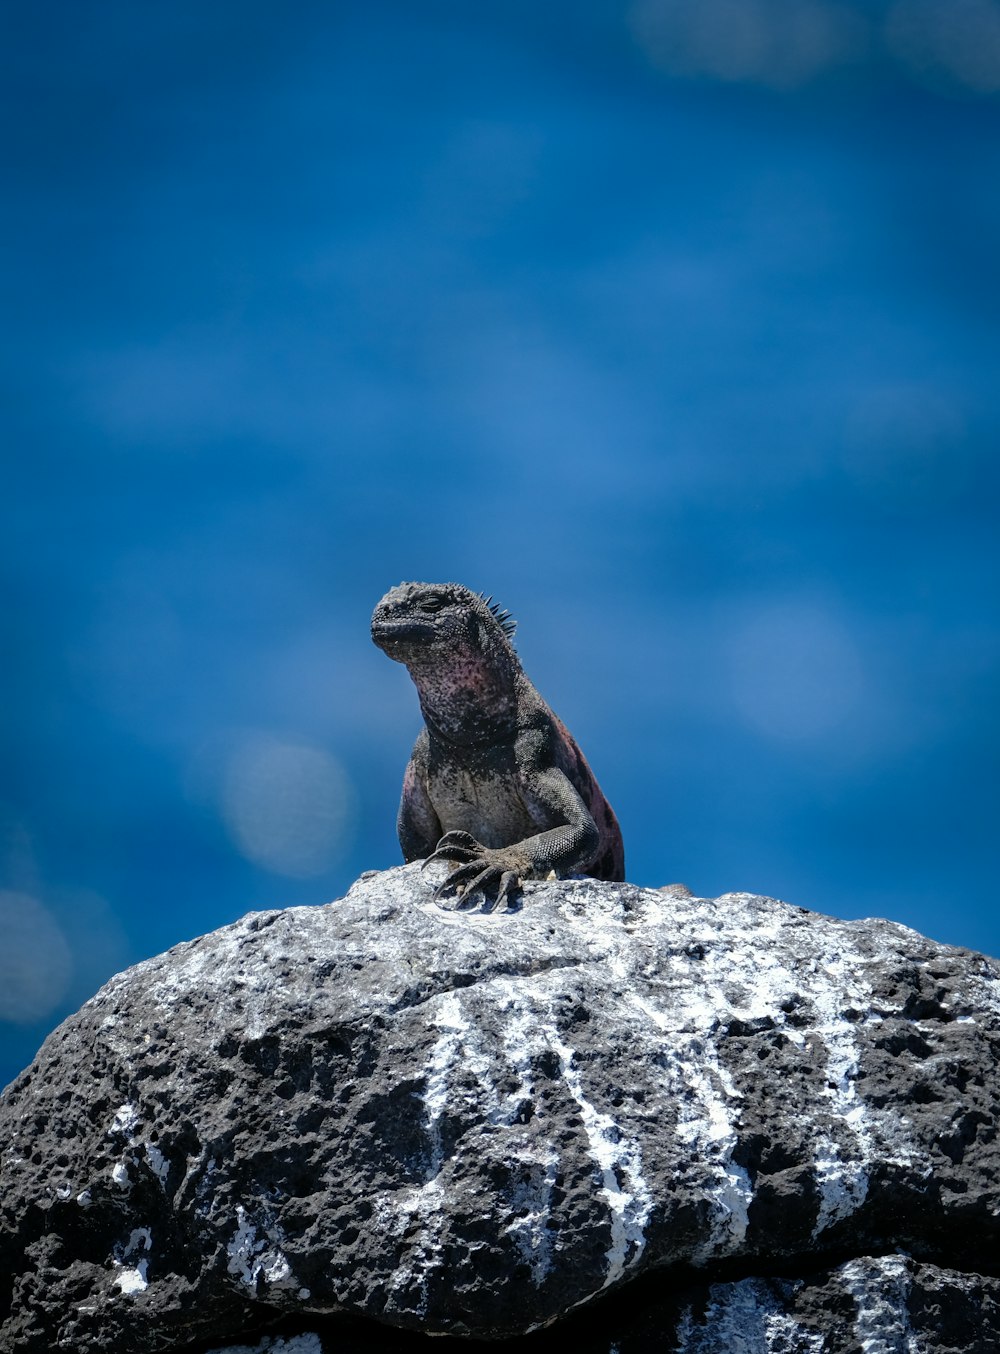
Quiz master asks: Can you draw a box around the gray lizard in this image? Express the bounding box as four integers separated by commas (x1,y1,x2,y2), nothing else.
371,581,625,908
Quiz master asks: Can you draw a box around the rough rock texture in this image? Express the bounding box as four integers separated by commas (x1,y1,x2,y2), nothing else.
193,1255,1000,1354
199,1257,1000,1354
2,865,999,1353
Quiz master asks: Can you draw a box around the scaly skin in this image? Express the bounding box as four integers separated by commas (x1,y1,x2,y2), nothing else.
371,582,625,909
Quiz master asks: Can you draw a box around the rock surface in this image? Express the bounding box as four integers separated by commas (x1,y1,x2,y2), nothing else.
200,1256,1000,1354
1,865,999,1352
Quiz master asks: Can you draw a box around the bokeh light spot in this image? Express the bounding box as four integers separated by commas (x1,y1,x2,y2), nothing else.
0,892,74,1024
219,733,358,879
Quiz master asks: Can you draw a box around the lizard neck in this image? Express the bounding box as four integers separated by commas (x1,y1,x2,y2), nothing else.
407,644,519,746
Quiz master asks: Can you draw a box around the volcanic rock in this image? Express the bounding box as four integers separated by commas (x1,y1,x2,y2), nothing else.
2,864,998,1352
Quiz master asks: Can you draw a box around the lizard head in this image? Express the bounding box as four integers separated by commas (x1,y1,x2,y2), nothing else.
371,582,517,670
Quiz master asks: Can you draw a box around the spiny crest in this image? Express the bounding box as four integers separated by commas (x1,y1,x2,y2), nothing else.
479,592,518,641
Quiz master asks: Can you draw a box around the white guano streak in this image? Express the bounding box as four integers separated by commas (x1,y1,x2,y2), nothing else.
227,1206,293,1289
630,989,751,1259
657,903,882,1247
544,1022,652,1287
398,980,652,1303
382,991,472,1315
673,1277,826,1354
113,1226,152,1297
496,982,558,1285
494,964,651,1290
109,1103,140,1138
114,1262,148,1296
841,1255,919,1354
422,990,468,1175
807,952,876,1237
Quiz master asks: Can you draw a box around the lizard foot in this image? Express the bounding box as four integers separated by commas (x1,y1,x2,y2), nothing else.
423,834,525,911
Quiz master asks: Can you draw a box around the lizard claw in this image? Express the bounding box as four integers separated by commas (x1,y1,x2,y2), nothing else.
431,852,523,911
432,858,489,901
422,844,476,869
488,870,520,912
435,830,482,851
421,831,485,871
435,823,479,844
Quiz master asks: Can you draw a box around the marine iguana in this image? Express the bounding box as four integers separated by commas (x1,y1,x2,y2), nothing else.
371,581,625,909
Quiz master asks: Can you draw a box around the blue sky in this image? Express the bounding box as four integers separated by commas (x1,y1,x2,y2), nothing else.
2,0,999,1088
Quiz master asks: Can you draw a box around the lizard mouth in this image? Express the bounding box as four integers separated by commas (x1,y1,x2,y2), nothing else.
371,618,438,652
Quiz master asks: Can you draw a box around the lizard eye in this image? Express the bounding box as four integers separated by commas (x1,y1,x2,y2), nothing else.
419,594,446,613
